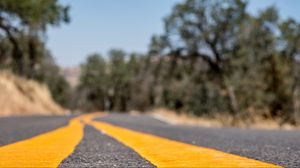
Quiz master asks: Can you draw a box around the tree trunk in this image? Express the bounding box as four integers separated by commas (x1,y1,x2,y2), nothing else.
12,47,24,75
292,82,300,125
225,81,239,116
28,37,37,78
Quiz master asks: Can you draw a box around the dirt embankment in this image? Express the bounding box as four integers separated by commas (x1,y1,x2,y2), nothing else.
0,71,67,117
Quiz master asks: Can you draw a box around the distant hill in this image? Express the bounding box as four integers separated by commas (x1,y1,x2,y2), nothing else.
0,71,67,117
61,67,80,87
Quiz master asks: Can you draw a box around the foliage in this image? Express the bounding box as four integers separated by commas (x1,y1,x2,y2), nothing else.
2,0,300,125
0,0,70,107
77,0,300,125
77,51,145,112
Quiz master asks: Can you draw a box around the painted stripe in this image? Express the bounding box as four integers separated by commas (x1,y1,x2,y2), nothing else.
89,120,282,168
0,115,87,168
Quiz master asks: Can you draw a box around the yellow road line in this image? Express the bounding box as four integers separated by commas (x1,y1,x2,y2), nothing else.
81,112,106,124
89,121,282,168
0,115,88,168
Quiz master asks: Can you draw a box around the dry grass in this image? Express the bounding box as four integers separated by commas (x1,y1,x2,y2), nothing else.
148,108,223,127
148,108,299,130
0,71,68,117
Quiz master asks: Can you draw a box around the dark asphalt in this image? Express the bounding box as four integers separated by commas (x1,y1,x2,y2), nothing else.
1,114,299,168
97,114,300,168
0,115,72,146
60,126,154,168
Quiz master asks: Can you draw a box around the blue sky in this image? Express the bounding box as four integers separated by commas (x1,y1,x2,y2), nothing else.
46,0,300,67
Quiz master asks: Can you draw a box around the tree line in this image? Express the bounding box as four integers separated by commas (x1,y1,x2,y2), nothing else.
0,0,71,107
1,0,300,125
76,0,300,125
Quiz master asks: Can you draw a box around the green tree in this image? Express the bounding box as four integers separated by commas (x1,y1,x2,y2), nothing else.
279,18,300,124
0,0,69,75
33,51,71,107
156,0,248,115
79,54,107,111
144,0,300,124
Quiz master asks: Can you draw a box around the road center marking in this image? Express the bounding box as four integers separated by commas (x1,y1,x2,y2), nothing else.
0,115,91,168
89,120,282,168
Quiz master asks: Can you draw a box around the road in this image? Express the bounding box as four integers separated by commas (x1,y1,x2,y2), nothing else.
0,113,299,167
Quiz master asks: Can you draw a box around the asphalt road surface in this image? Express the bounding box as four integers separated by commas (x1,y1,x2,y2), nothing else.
0,113,299,168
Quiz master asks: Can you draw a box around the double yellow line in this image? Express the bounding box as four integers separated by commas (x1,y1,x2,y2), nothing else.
0,113,282,168
0,115,89,167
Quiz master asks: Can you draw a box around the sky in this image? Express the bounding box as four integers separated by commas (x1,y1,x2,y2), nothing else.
46,0,300,67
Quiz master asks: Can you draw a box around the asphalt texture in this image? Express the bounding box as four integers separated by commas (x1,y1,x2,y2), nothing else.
60,126,154,168
0,115,72,146
1,114,299,167
97,114,300,168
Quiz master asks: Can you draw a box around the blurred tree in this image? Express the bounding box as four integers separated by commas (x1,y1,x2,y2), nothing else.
79,54,107,111
32,50,71,107
0,0,70,107
141,0,300,124
158,0,248,115
74,0,300,126
0,0,69,75
279,18,300,124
